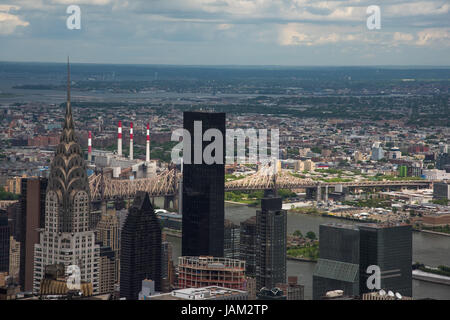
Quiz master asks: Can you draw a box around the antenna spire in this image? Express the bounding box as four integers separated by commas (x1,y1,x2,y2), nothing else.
67,56,71,103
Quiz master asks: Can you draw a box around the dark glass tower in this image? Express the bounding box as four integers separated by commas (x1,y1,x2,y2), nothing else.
313,223,360,300
256,191,287,290
19,177,47,292
182,111,225,257
359,224,412,297
120,192,162,300
240,216,257,277
0,212,9,273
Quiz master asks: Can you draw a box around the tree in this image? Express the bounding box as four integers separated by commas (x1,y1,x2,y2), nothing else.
293,230,303,238
306,231,317,240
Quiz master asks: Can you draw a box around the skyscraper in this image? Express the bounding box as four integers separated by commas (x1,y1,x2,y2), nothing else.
224,219,240,259
182,111,225,257
33,59,100,294
0,212,9,273
256,190,287,290
313,223,360,300
120,192,161,300
19,177,47,292
359,223,412,297
313,222,413,299
240,216,257,277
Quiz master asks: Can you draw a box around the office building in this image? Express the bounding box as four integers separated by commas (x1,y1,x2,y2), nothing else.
359,223,412,297
240,216,257,277
224,219,240,259
19,177,47,292
182,111,225,257
120,192,162,300
313,223,360,300
433,182,450,200
33,62,100,294
96,205,120,284
178,256,246,290
371,142,384,161
0,213,9,273
98,246,116,295
256,191,287,290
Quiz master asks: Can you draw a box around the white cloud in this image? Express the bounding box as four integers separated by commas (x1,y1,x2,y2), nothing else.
416,28,450,46
0,5,29,35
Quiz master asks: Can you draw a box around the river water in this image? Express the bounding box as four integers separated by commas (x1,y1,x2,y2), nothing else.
164,202,450,300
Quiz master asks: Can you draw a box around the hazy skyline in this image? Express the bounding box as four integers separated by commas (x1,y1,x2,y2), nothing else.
0,0,449,66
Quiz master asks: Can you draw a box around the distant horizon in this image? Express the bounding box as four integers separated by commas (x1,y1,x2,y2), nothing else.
1,60,450,69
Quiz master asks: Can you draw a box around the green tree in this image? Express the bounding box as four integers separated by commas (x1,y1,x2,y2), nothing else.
293,230,303,238
306,231,317,240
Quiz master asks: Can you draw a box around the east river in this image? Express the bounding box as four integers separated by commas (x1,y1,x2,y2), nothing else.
165,202,450,300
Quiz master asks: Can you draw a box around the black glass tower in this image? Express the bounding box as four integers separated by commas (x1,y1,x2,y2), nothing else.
182,111,225,257
120,192,162,300
256,190,287,290
313,223,360,300
0,212,9,273
359,224,412,297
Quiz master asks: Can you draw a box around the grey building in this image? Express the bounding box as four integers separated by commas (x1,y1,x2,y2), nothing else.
359,223,412,297
240,216,257,277
313,223,360,300
256,191,287,290
224,219,240,259
433,182,450,200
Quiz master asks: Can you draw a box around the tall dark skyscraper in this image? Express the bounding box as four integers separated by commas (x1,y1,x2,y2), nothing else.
182,111,225,257
313,222,413,299
313,223,360,300
359,223,412,297
240,216,257,277
19,177,47,292
256,190,287,290
0,212,10,273
120,192,162,300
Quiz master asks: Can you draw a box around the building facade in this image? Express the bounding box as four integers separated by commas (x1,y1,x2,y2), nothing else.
240,216,257,277
256,192,287,290
33,63,100,294
182,111,225,257
120,192,162,300
178,256,246,290
224,219,240,259
19,177,47,292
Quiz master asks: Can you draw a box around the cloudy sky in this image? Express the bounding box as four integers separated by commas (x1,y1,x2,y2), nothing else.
0,0,449,65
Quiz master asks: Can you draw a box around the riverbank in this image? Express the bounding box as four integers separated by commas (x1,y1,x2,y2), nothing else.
287,256,317,263
419,229,450,237
412,270,450,286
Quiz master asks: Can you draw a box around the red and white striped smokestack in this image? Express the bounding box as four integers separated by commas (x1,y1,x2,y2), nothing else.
129,122,134,160
146,123,150,162
88,131,92,161
118,121,122,156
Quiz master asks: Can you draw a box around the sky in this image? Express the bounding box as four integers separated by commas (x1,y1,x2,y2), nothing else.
0,0,449,66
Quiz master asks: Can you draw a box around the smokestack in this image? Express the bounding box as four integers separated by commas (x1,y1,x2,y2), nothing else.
129,122,133,160
146,123,150,162
88,131,92,162
118,120,122,156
